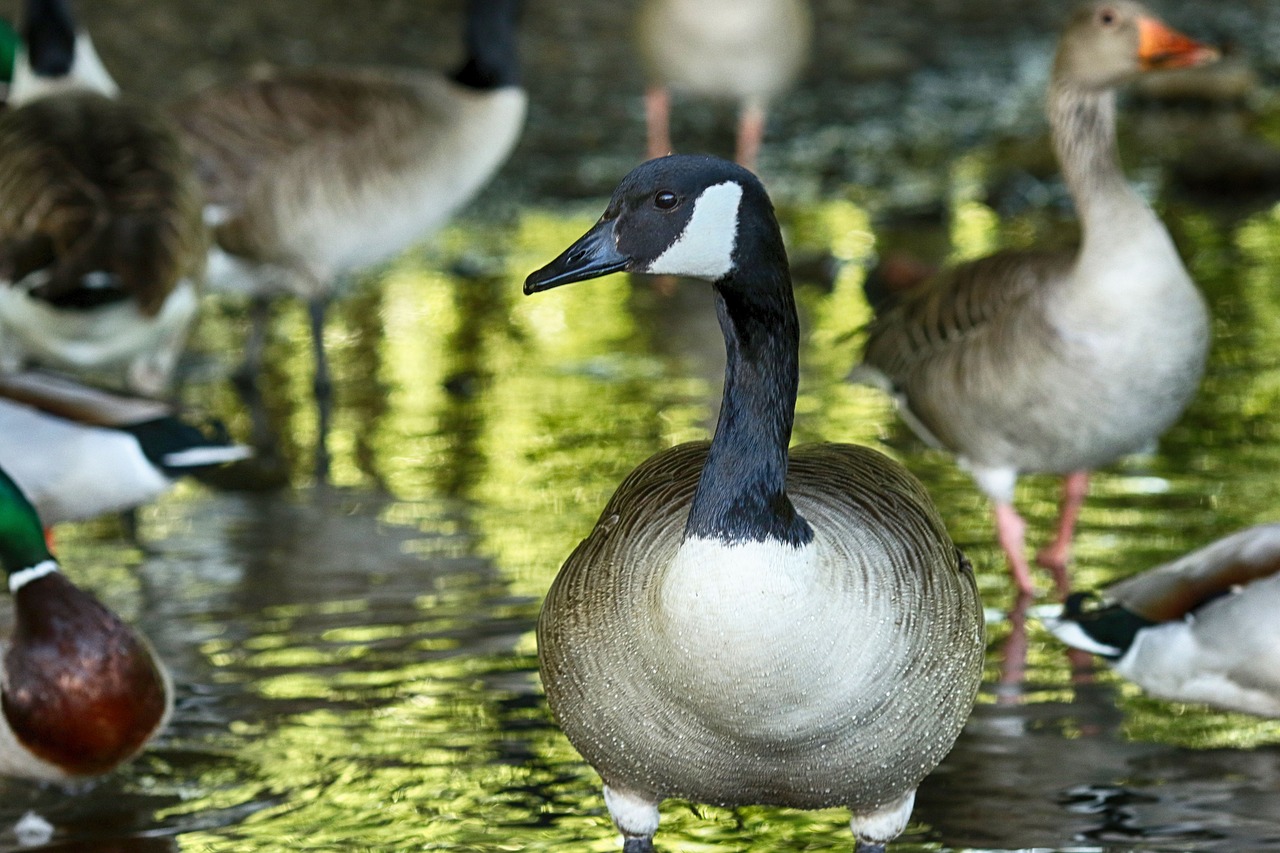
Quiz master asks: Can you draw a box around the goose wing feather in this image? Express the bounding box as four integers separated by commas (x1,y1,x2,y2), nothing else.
0,93,204,316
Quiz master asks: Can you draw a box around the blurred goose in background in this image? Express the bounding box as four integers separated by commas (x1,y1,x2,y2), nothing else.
0,0,205,396
526,155,983,853
0,464,172,781
1046,523,1280,716
851,1,1217,597
637,0,811,169
170,0,527,480
0,370,249,526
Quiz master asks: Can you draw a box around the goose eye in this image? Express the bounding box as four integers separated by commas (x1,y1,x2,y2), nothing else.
654,191,679,210
1097,7,1116,25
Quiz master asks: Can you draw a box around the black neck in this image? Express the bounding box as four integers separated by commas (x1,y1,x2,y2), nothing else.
684,231,813,547
23,0,76,77
450,0,521,90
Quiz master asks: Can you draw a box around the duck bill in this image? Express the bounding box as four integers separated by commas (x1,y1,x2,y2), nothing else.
524,219,630,294
1137,17,1219,71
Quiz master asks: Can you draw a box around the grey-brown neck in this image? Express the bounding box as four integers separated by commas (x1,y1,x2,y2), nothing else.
1047,80,1149,233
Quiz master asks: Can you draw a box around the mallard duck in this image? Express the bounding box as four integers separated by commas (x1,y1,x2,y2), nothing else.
0,369,249,525
170,0,526,479
636,0,810,169
526,155,983,853
0,463,171,780
851,2,1216,597
0,0,205,396
1046,523,1280,716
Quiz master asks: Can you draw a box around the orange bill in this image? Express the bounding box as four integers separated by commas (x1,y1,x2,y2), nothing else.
1137,17,1220,71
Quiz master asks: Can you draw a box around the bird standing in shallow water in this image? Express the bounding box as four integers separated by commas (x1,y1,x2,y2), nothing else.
851,2,1217,597
636,0,811,169
0,464,171,781
1046,523,1280,717
0,0,205,397
526,154,983,853
170,0,527,481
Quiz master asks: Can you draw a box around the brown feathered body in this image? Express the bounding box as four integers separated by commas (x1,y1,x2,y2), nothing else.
0,92,205,393
539,441,984,811
171,69,528,299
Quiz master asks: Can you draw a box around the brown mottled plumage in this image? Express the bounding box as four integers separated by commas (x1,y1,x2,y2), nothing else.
0,93,204,317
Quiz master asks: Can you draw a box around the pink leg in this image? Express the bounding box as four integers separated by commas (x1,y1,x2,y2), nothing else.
997,591,1032,705
644,86,671,160
735,100,767,170
995,502,1035,596
1036,470,1089,597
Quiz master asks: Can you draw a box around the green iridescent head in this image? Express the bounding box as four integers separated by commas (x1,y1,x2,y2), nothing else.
0,467,54,578
0,17,16,85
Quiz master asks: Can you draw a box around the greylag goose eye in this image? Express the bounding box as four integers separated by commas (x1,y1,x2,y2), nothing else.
526,154,983,853
170,0,527,481
636,0,811,169
851,2,1217,599
0,464,172,781
1046,523,1280,717
0,0,203,397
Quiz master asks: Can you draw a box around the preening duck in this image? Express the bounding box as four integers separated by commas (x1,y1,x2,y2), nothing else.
636,0,810,169
0,370,249,525
0,464,171,781
851,1,1216,597
1046,523,1280,717
0,0,205,396
525,155,984,853
170,0,527,479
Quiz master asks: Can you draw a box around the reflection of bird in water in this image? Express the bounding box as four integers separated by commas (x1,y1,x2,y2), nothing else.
1046,523,1280,716
526,155,982,853
170,0,527,481
0,369,248,526
636,0,810,169
0,464,171,782
851,3,1216,597
0,0,205,396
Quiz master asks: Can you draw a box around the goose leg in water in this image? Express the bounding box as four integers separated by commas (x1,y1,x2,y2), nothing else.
994,502,1035,596
233,297,284,465
735,98,766,171
1035,470,1088,594
645,86,672,160
309,295,333,482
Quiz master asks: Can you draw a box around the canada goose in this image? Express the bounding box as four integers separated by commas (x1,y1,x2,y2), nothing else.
0,0,205,396
0,369,249,525
1045,523,1280,716
637,0,811,169
170,0,527,480
851,2,1216,597
526,155,984,853
0,463,172,781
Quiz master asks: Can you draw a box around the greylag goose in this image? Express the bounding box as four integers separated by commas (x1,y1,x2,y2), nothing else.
1046,523,1280,716
637,0,811,169
0,463,171,780
0,0,205,396
851,1,1216,597
0,369,249,525
526,155,983,853
170,0,526,480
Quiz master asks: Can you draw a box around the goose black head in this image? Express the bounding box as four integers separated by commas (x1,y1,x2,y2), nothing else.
22,0,75,78
525,154,785,294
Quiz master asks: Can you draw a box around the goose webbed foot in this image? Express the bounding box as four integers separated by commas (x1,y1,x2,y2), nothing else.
622,838,655,853
853,842,886,853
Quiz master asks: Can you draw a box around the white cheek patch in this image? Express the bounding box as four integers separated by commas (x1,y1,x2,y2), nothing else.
644,181,742,280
